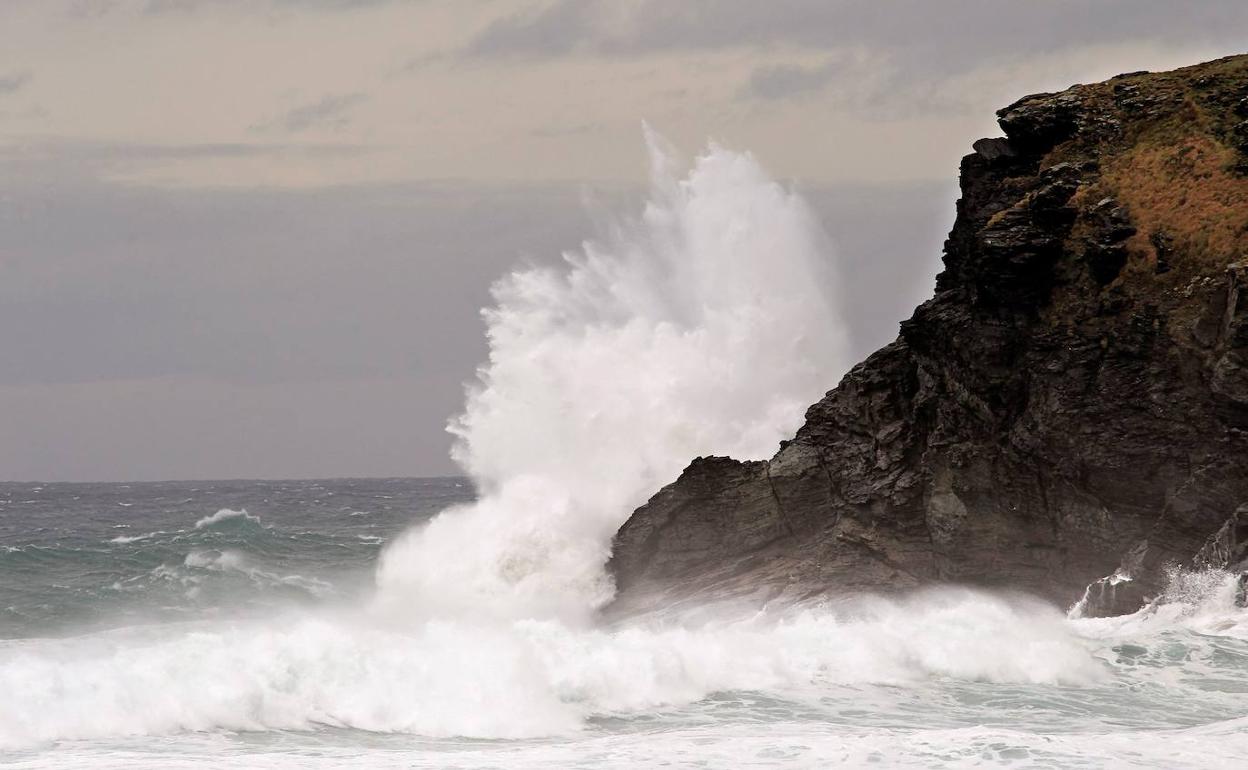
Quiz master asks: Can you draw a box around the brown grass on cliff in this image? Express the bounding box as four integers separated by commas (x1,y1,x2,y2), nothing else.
1105,127,1248,275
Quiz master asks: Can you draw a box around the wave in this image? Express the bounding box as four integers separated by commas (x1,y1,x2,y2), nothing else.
194,508,261,530
376,130,850,622
180,548,334,596
0,588,1110,749
8,572,1248,749
109,532,159,545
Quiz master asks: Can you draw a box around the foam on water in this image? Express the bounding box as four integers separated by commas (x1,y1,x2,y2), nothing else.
4,575,1248,766
108,533,157,545
0,589,1105,749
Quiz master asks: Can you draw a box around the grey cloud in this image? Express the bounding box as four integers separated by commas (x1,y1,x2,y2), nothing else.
804,181,954,360
0,71,32,95
30,0,410,18
0,139,370,185
0,169,614,479
264,92,370,133
741,60,840,101
276,0,410,7
468,0,596,58
530,121,602,138
142,0,412,14
467,0,1248,71
93,140,367,161
737,57,967,115
0,177,576,388
64,0,125,18
142,0,202,11
466,1,1248,111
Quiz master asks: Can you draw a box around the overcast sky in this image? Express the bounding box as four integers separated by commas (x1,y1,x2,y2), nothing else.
2,1,1246,481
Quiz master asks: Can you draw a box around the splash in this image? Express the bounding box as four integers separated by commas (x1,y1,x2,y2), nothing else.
375,130,849,621
1074,565,1248,639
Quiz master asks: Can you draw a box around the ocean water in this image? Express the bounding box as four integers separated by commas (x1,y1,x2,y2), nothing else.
3,479,1248,769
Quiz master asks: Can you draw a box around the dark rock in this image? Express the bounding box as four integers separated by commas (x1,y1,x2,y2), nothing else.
1083,197,1136,285
1211,263,1248,417
972,137,1017,163
1150,230,1174,274
996,92,1082,153
608,55,1248,618
1194,504,1248,572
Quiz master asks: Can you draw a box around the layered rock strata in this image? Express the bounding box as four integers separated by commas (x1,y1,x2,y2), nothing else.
608,55,1248,617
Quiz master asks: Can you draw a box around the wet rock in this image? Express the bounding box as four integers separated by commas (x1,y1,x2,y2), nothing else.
1193,504,1248,571
608,55,1248,618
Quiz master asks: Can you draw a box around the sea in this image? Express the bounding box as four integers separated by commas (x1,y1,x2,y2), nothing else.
3,478,1248,769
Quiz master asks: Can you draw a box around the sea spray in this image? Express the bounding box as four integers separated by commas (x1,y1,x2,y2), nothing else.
1074,565,1248,639
375,130,850,621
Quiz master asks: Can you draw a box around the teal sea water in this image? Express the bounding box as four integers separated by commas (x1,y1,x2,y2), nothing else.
3,479,1248,769
0,478,467,639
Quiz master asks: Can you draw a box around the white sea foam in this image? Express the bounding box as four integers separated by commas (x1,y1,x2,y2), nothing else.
181,549,333,596
1073,566,1248,640
184,549,249,571
375,130,849,622
109,533,157,545
8,576,1245,752
0,589,1106,750
194,508,259,530
25,723,1248,770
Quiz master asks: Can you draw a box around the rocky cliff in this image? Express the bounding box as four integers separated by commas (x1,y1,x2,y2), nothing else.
607,54,1248,618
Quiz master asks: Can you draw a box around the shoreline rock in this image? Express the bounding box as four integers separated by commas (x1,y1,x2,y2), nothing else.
607,54,1248,618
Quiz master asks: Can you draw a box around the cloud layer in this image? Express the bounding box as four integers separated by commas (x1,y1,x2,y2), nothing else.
2,1,1246,479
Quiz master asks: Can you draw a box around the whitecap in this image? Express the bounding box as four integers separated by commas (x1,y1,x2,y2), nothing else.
110,532,158,545
193,508,260,530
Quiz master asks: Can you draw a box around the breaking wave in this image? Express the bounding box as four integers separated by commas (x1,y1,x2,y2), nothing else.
375,130,850,621
194,508,261,530
5,571,1248,751
0,589,1106,748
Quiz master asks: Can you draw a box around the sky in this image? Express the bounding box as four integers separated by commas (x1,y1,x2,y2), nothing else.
1,0,1246,481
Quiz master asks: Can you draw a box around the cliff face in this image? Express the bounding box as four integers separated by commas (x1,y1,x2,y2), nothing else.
607,55,1248,618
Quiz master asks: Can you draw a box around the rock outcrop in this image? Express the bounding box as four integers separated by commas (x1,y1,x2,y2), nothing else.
607,54,1248,618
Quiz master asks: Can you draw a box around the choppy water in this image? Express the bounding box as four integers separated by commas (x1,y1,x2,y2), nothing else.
3,479,1248,769
0,478,468,639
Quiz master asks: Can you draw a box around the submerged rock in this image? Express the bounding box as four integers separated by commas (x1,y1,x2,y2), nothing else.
608,54,1248,618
